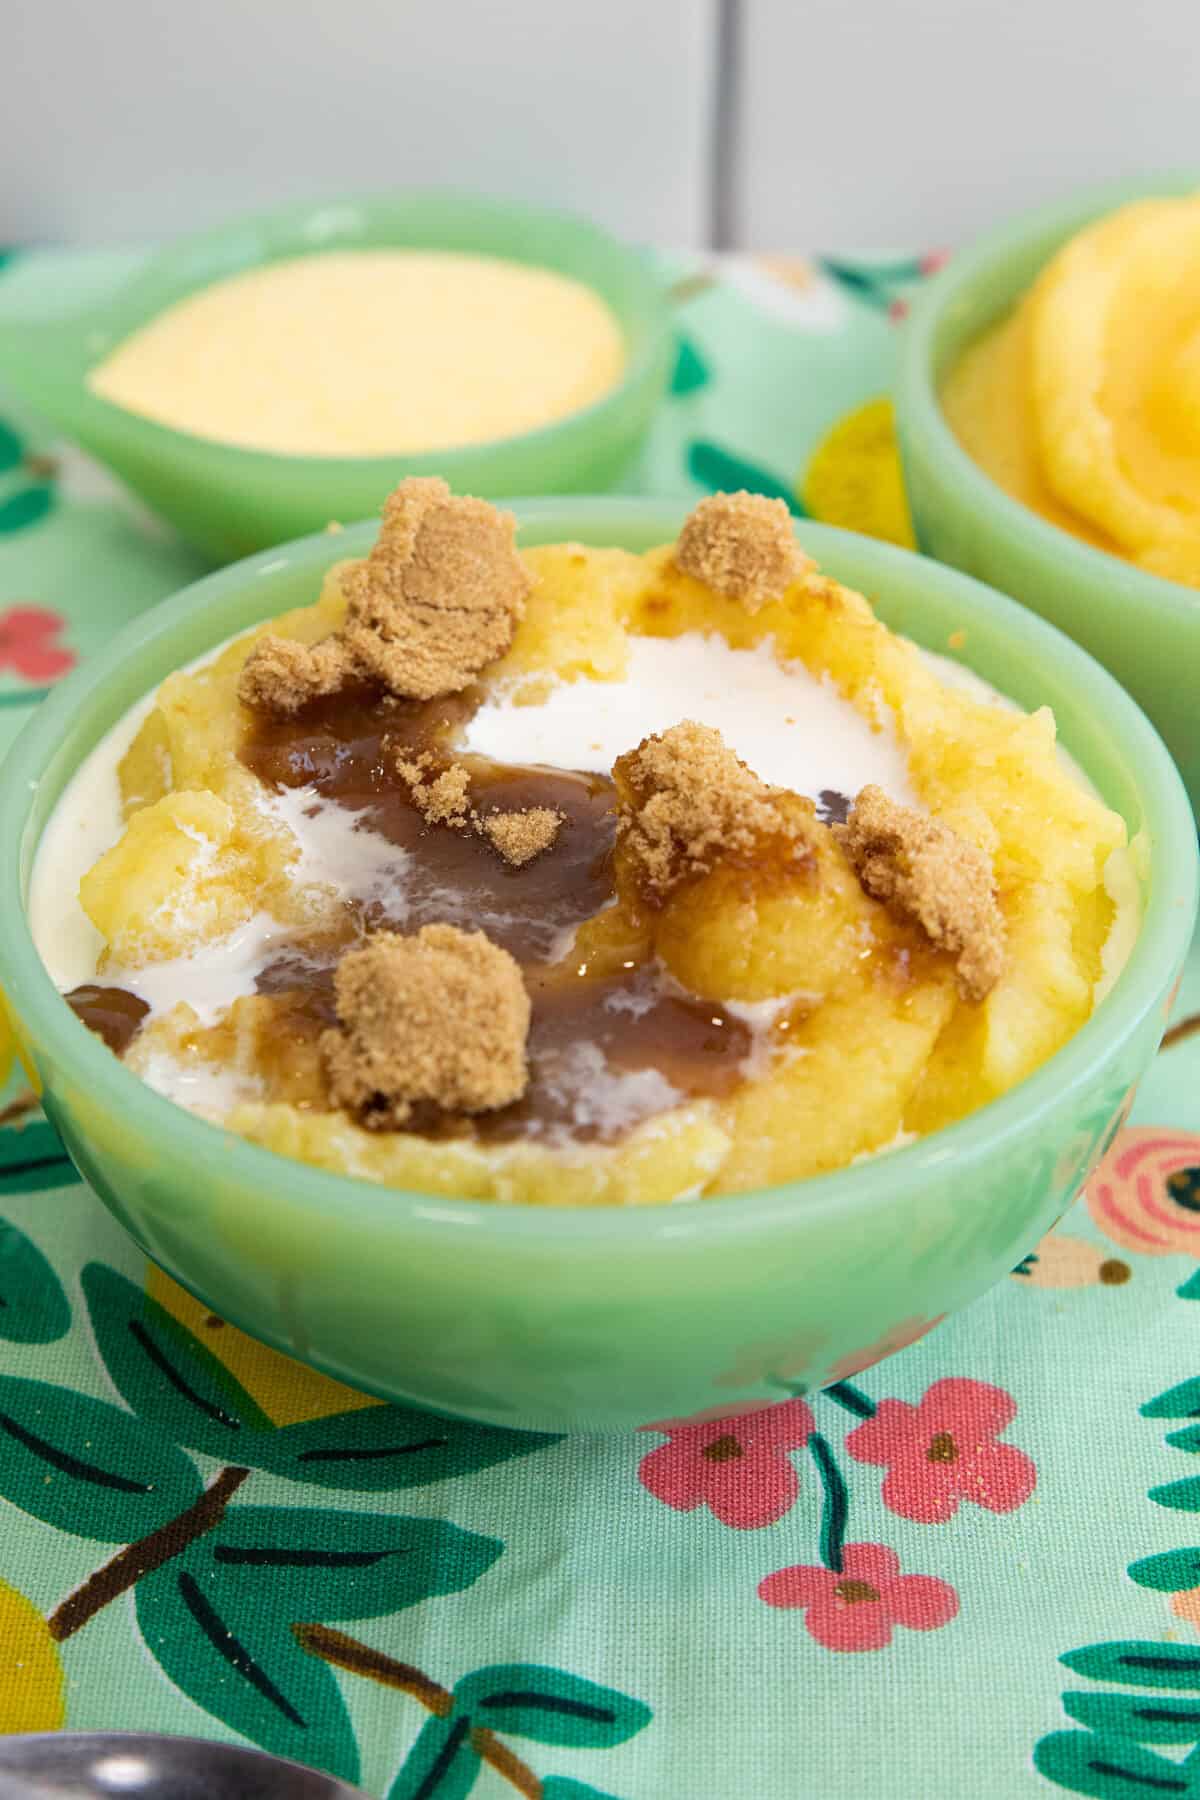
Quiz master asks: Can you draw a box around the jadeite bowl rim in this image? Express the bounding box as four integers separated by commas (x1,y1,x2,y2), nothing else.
59,187,672,475
895,168,1200,627
1,498,1194,1250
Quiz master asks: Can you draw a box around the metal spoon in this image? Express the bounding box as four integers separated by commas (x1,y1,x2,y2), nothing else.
0,1734,372,1798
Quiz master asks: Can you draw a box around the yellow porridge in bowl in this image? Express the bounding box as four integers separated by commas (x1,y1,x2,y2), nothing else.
33,482,1133,1205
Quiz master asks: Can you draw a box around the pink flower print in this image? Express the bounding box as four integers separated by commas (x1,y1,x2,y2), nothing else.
759,1541,958,1651
887,296,910,322
1087,1128,1200,1257
826,1314,945,1383
846,1377,1036,1524
638,1397,815,1529
0,606,74,683
919,248,950,276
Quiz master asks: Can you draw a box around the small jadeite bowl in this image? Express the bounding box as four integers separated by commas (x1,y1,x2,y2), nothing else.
894,171,1200,816
1,501,1195,1433
0,192,672,564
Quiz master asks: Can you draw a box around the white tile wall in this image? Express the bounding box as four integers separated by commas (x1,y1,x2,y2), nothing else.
733,0,1200,248
3,1,1196,252
0,0,717,247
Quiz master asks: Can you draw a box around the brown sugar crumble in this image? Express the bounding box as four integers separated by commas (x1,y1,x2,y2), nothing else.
674,491,813,611
341,477,530,698
392,745,563,865
835,785,1006,1001
237,636,349,716
239,477,532,715
479,806,562,867
614,719,804,904
393,750,473,829
321,924,530,1130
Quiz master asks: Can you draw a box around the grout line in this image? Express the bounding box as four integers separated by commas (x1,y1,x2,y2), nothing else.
708,0,743,250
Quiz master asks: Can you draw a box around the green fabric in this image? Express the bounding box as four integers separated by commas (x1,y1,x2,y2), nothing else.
0,246,1198,1798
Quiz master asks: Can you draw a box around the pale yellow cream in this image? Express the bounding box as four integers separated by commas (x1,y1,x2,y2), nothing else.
88,250,627,456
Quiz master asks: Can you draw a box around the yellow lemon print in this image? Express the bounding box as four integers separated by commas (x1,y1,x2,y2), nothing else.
0,989,41,1099
0,993,16,1093
801,397,916,549
0,1579,65,1732
147,1266,377,1428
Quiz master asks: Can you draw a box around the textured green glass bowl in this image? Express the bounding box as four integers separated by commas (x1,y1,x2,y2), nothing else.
1,501,1194,1433
895,171,1200,814
0,192,672,563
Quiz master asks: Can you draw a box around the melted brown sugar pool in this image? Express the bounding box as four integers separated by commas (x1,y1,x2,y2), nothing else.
72,684,769,1145
65,983,149,1056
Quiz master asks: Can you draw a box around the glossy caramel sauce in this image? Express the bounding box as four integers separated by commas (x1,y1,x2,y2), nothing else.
66,983,149,1055
70,684,774,1144
244,684,616,961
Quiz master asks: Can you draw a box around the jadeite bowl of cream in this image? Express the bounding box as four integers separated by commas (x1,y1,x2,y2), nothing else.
0,500,1194,1434
0,193,672,562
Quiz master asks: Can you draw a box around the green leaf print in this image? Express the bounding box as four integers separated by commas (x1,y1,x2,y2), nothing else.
686,441,802,511
454,1664,652,1749
670,335,710,395
1062,1689,1200,1745
83,1263,561,1489
1149,1479,1200,1513
388,1711,480,1800
1130,1550,1200,1591
1034,1730,1191,1796
0,1119,80,1193
817,255,925,314
0,412,56,533
259,1400,561,1491
1040,1356,1200,1799
287,1633,652,1799
0,1217,70,1342
134,1545,360,1784
541,1781,622,1800
0,485,53,533
82,1263,275,1453
0,419,23,470
0,1374,201,1540
1142,1381,1200,1420
198,1505,502,1619
1062,1642,1200,1690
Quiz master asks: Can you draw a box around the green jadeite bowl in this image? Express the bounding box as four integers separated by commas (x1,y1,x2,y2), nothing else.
1,501,1195,1433
894,172,1200,815
0,192,672,564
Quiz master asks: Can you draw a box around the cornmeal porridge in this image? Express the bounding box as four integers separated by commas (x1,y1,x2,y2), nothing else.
32,482,1136,1205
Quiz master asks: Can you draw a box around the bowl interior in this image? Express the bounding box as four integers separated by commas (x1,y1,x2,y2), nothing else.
3,500,1195,1252
24,189,669,461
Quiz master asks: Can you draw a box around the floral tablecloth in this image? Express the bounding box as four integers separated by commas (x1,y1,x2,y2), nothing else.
0,245,1198,1800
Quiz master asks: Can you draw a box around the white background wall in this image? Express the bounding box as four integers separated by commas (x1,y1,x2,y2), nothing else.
0,0,718,247
734,0,1200,248
2,0,1197,251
